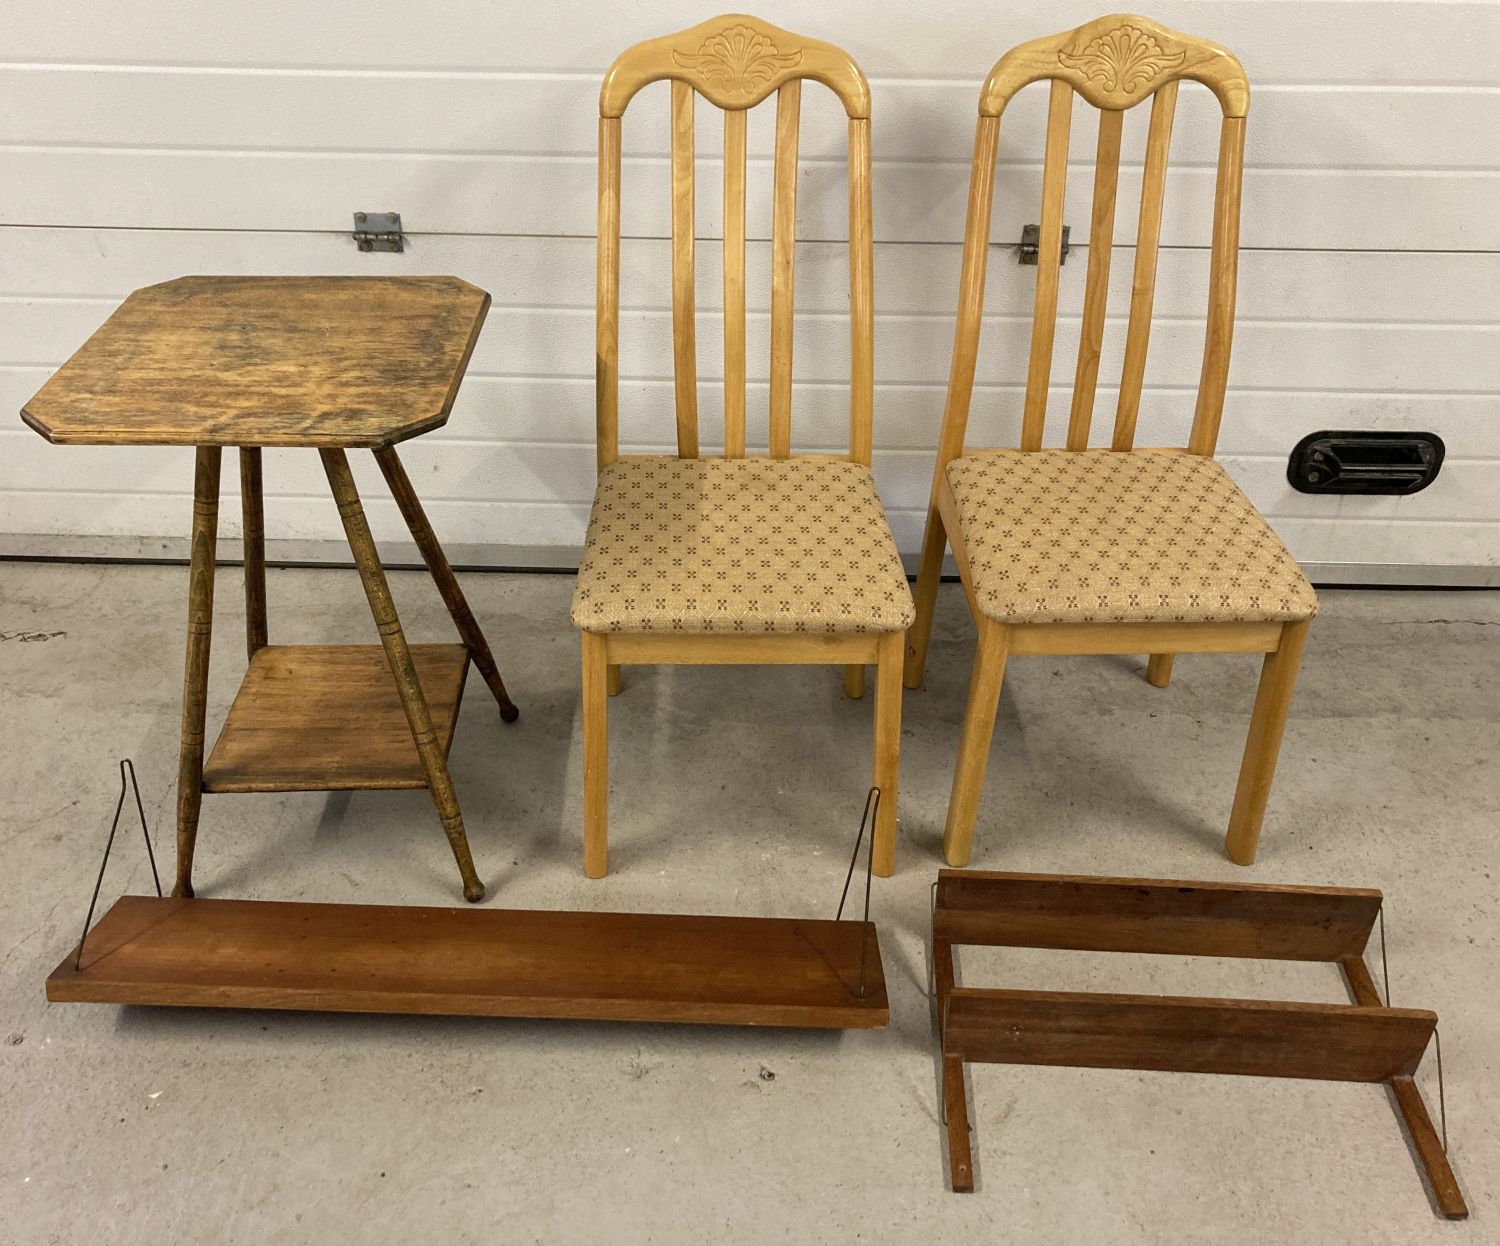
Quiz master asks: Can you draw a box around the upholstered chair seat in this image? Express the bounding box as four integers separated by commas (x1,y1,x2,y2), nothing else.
572,458,914,636
944,450,1318,626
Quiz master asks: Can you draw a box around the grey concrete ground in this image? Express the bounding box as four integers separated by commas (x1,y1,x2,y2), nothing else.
0,560,1495,1244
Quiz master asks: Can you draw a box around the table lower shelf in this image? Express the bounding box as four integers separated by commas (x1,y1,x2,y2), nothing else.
48,896,888,1029
202,643,468,792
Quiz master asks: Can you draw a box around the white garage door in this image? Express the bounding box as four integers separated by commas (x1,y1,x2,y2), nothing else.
2,1,1495,583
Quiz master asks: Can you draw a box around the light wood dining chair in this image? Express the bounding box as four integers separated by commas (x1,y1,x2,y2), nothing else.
572,15,913,878
905,14,1317,869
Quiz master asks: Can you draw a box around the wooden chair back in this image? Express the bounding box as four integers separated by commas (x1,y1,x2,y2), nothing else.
935,13,1249,471
596,15,874,468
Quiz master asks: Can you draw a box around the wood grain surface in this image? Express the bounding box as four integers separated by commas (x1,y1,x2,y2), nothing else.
933,869,1383,961
21,275,489,447
942,987,1435,1082
201,643,468,792
598,14,870,119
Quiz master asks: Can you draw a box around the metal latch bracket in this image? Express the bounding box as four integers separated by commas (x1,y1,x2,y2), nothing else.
1018,223,1070,265
353,211,405,253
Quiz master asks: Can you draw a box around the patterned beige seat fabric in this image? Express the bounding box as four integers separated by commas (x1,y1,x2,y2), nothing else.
946,450,1319,626
572,457,915,635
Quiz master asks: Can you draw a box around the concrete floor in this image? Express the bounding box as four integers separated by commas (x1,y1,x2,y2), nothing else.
0,560,1495,1243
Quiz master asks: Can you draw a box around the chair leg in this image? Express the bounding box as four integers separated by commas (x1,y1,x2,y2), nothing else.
871,633,903,876
1226,620,1310,865
173,446,222,899
844,664,866,699
942,619,1010,868
1146,653,1174,688
904,504,947,689
582,633,610,878
607,664,623,697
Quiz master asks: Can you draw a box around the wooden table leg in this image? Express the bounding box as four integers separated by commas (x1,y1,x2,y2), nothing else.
321,449,486,903
373,446,519,723
239,447,268,659
174,446,222,898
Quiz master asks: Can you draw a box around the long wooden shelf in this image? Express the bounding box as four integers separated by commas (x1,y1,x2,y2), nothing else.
201,644,468,792
48,896,888,1029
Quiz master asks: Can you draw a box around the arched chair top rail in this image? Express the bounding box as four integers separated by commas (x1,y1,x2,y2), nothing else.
981,13,1248,118
600,13,871,118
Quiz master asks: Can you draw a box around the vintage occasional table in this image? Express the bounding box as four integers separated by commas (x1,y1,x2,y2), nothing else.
21,275,519,903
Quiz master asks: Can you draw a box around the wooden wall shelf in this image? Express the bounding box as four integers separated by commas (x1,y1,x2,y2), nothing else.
933,870,1466,1220
49,896,888,1029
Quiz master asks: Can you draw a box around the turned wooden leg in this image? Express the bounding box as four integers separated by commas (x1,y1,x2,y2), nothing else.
582,632,609,878
904,504,947,689
844,664,866,699
1146,653,1174,688
174,446,222,899
942,618,1010,867
239,448,268,659
374,446,519,723
322,449,486,903
871,633,902,876
1226,619,1310,865
607,664,623,697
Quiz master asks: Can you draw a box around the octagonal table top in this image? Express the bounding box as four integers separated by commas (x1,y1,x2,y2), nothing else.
21,275,490,448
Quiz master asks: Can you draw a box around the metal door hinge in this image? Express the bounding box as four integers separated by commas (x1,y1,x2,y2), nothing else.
353,211,405,253
1018,223,1070,265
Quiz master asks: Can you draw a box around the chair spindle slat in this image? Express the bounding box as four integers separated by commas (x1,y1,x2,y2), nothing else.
935,116,1001,472
1020,80,1074,452
596,117,622,469
906,114,1001,687
722,108,748,458
1067,108,1124,450
1112,80,1179,451
770,81,802,459
848,116,875,466
1188,116,1247,456
670,82,699,457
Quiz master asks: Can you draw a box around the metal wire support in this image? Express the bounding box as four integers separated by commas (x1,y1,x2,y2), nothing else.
75,759,161,971
926,877,940,999
1434,1027,1449,1154
1377,903,1392,1008
835,786,881,999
